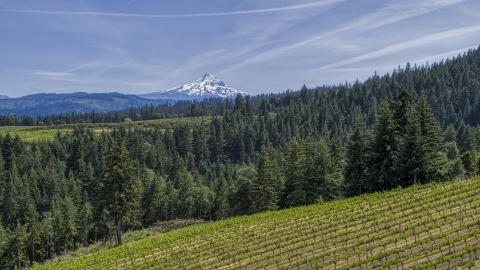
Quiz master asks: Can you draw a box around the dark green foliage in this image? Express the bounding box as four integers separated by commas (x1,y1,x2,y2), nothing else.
284,137,307,207
1,169,22,227
457,121,476,153
250,145,284,213
0,222,28,269
99,134,141,246
445,141,460,160
25,204,42,263
366,102,400,191
313,139,343,201
78,192,93,247
284,137,343,205
141,173,167,226
229,165,255,216
213,174,229,220
461,151,475,172
444,124,457,143
391,85,413,135
344,121,367,196
397,92,446,184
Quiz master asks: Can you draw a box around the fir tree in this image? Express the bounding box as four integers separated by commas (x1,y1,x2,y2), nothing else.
391,85,413,135
284,137,308,207
142,175,167,226
443,124,457,143
2,168,21,227
213,174,229,220
397,92,446,184
250,145,284,213
344,120,368,196
1,222,28,270
229,165,254,216
314,139,343,201
78,191,93,247
457,121,476,153
25,204,42,263
366,102,400,191
99,134,141,246
62,196,77,251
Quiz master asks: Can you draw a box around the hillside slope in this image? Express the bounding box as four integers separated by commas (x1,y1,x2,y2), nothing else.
0,92,169,116
36,178,480,269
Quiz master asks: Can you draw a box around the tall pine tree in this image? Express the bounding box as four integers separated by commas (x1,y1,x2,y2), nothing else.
366,102,400,191
250,145,284,213
397,92,446,184
344,120,368,196
100,134,141,246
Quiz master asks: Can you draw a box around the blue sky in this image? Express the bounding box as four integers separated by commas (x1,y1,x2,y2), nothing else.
0,0,479,97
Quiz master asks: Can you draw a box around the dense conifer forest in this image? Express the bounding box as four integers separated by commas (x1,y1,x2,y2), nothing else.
1,47,480,268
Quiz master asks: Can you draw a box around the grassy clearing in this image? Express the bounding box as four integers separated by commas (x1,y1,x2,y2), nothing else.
35,177,480,269
0,116,212,142
0,126,69,142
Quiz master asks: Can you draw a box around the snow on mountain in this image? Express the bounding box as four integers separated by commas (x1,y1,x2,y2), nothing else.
139,73,248,100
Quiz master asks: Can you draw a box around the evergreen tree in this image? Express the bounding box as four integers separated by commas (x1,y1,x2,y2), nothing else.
457,121,476,153
344,120,368,196
99,134,141,246
192,125,210,169
213,174,229,220
366,102,400,191
391,85,413,135
142,175,167,226
1,222,28,270
445,141,460,160
2,168,21,227
62,196,78,251
177,171,196,219
284,137,307,207
229,165,254,216
461,151,475,173
25,204,42,263
250,145,284,213
313,139,343,201
443,124,457,143
78,192,93,247
397,92,446,184
41,212,54,260
173,124,193,159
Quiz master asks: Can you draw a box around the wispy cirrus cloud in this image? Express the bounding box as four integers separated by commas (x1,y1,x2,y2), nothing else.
0,0,345,18
166,0,345,80
319,24,480,70
220,0,468,74
339,0,467,33
33,71,78,82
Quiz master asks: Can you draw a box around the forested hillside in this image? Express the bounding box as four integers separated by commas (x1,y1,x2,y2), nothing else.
0,92,170,117
1,47,480,268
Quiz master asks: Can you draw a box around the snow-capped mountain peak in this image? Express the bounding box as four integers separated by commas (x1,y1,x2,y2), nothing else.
139,73,248,100
200,73,222,84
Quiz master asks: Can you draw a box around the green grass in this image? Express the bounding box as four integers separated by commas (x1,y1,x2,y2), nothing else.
0,116,212,142
0,126,69,142
35,177,480,269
